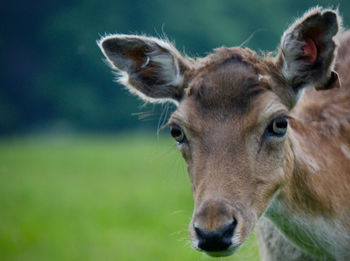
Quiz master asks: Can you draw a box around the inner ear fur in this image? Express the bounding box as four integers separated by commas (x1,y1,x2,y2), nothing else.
278,7,342,94
98,34,190,104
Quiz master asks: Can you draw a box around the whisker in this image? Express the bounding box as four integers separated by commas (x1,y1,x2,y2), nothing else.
239,29,264,47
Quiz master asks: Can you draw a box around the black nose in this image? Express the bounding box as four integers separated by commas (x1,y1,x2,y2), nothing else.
194,219,237,252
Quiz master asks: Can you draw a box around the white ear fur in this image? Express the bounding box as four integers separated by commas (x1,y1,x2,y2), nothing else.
147,46,184,88
97,34,189,105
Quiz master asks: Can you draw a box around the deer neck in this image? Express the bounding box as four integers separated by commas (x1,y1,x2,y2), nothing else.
264,120,341,258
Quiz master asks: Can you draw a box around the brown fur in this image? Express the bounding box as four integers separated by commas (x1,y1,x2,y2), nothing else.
175,29,350,259
99,7,350,261
285,32,350,217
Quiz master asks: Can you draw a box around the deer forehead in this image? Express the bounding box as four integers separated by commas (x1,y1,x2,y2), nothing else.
170,50,286,138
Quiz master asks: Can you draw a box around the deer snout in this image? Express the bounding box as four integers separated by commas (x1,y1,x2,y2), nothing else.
191,200,239,255
194,219,237,252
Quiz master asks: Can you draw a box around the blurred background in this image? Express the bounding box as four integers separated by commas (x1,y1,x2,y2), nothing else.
1,0,349,260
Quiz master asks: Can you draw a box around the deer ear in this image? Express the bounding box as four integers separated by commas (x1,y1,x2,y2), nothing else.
278,7,341,95
98,35,190,104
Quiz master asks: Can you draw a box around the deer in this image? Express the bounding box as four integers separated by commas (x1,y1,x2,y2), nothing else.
98,7,350,261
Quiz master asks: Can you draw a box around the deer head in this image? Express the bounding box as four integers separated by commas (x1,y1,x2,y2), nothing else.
98,7,341,257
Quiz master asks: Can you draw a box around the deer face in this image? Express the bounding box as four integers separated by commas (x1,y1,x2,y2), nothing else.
98,7,340,257
168,53,294,255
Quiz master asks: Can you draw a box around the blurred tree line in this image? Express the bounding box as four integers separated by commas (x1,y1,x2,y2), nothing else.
1,0,349,136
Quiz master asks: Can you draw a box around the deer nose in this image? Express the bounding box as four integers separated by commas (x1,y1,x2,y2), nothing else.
194,219,237,252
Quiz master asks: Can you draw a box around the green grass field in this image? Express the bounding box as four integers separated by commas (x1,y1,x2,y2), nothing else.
0,134,260,261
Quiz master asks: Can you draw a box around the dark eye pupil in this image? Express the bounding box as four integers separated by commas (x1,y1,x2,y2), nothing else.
170,125,186,143
268,117,288,136
170,127,182,138
275,119,287,129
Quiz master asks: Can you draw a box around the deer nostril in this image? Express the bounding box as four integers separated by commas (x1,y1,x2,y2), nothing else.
194,219,237,252
222,219,237,238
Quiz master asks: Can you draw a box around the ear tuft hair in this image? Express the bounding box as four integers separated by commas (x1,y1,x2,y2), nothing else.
97,34,190,105
278,7,342,96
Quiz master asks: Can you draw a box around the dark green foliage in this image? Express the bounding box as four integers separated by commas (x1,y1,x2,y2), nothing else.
1,0,349,135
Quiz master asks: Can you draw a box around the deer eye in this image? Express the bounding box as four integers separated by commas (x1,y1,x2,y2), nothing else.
266,117,288,137
170,124,186,143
